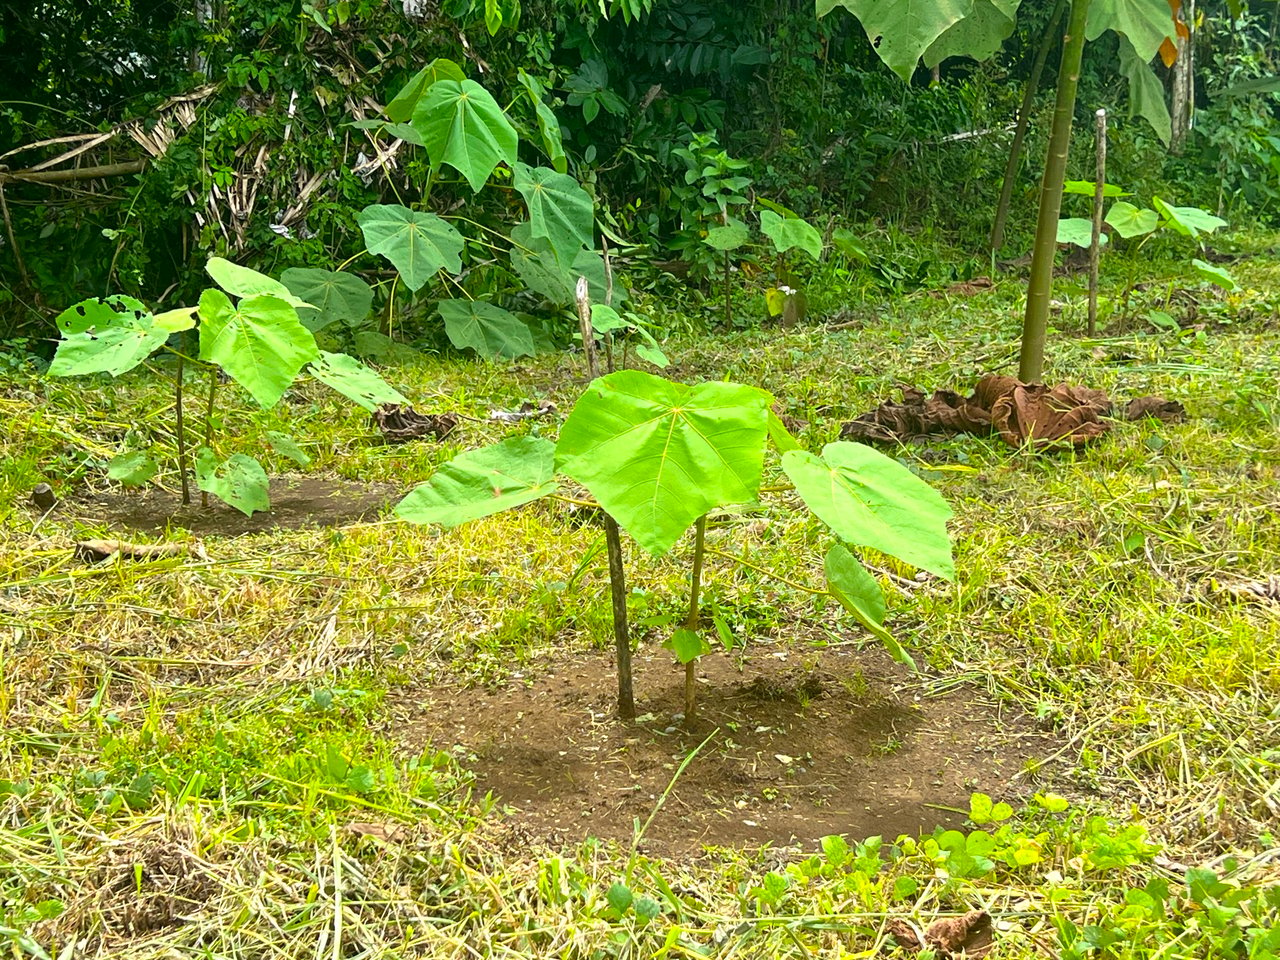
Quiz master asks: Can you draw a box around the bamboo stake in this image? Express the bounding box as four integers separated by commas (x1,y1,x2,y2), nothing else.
1088,109,1106,336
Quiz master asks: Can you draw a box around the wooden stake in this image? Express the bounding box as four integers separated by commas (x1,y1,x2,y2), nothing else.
1089,108,1106,336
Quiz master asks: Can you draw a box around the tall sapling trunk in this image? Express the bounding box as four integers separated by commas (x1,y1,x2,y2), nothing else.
683,515,707,721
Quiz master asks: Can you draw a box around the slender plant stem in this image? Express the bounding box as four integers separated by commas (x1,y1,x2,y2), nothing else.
1088,108,1107,335
201,365,218,508
1019,0,1093,382
990,0,1067,254
575,276,635,720
174,341,190,505
684,515,707,721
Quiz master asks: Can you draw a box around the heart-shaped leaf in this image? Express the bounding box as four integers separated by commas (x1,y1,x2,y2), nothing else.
759,209,823,260
386,58,465,123
783,441,954,580
357,204,464,292
1152,197,1228,239
1105,201,1158,238
555,371,773,556
308,350,409,411
667,628,709,665
437,299,536,359
280,269,374,331
205,258,311,309
513,162,594,261
817,0,972,81
396,435,558,527
106,451,159,486
49,296,168,378
924,0,1020,69
412,78,518,192
197,289,320,408
825,542,915,670
195,447,270,516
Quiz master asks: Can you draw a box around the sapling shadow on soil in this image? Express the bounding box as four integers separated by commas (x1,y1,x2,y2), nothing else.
396,286,956,722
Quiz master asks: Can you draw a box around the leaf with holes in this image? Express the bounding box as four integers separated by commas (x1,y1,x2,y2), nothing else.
759,209,823,260
817,0,974,81
197,289,319,408
308,350,409,411
205,258,311,309
783,441,954,579
195,447,270,516
412,78,518,192
386,58,466,123
438,299,535,359
396,435,558,527
1152,197,1228,239
825,542,916,670
1105,201,1159,238
281,269,374,331
49,297,169,378
513,162,594,261
357,204,464,292
555,371,773,556
53,295,149,336
106,451,158,486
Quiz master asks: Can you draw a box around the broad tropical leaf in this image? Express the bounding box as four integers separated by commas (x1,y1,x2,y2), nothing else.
704,220,750,251
1190,258,1238,290
513,162,594,261
589,304,629,334
925,0,1020,68
1057,218,1106,248
197,289,320,408
357,204,464,291
437,299,536,359
555,371,773,556
205,258,311,309
1105,201,1158,237
195,447,270,516
308,350,409,411
517,69,567,174
759,209,823,260
782,441,954,580
1088,0,1176,60
412,78,519,192
509,222,623,307
49,296,168,378
106,451,158,486
386,58,466,123
825,542,917,670
1063,180,1130,197
1152,197,1228,239
817,0,974,82
281,268,374,331
396,435,558,527
1118,34,1171,146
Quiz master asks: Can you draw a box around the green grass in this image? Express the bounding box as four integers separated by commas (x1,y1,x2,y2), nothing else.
2,251,1279,957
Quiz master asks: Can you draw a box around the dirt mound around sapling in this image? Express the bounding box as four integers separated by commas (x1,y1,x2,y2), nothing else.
394,645,1059,855
73,476,396,535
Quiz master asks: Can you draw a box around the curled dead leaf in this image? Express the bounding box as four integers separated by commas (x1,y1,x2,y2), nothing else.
886,909,993,958
75,539,208,563
372,404,459,444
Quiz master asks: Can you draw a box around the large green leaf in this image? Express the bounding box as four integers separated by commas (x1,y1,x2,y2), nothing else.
396,436,558,528
704,220,750,252
1063,180,1130,197
197,289,320,408
308,351,409,411
782,441,954,580
1118,34,1171,146
280,269,373,332
205,258,311,309
356,204,464,292
437,299,536,359
825,542,917,670
1152,197,1228,239
1105,201,1158,238
924,0,1020,68
412,78,519,192
817,0,974,82
555,371,773,557
386,58,465,123
509,222,623,307
1057,218,1106,248
48,297,169,378
513,162,594,261
759,209,823,260
516,69,567,174
195,447,270,517
1190,258,1239,291
1088,0,1173,60
106,451,159,486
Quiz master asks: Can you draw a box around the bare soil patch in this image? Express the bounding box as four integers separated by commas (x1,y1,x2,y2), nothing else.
70,476,395,535
395,644,1058,855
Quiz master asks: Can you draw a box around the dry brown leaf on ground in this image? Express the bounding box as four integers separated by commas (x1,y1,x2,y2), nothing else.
1125,396,1186,423
372,404,459,443
1214,576,1280,605
885,910,993,958
987,379,1110,447
75,539,208,563
345,821,406,843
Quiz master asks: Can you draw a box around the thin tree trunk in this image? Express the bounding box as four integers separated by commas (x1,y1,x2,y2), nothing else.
1088,109,1106,335
1019,0,1093,383
1170,0,1195,154
991,0,1067,254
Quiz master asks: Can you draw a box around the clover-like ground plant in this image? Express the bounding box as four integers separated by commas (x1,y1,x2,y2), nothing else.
396,365,954,721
